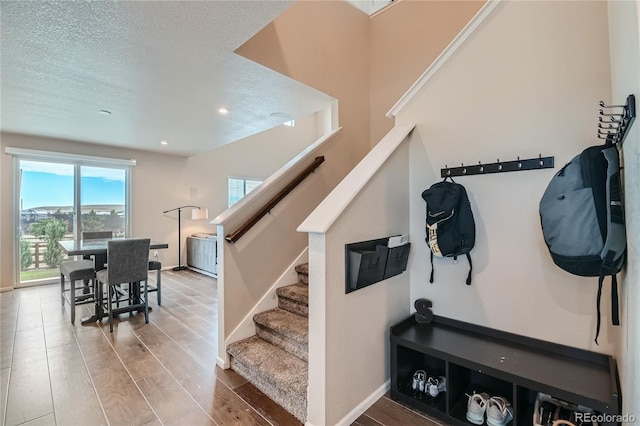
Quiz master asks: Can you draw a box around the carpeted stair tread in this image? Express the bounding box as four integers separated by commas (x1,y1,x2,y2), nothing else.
295,263,309,285
228,336,307,421
276,283,309,305
254,308,308,343
227,336,308,392
294,263,308,275
227,262,311,422
253,308,309,352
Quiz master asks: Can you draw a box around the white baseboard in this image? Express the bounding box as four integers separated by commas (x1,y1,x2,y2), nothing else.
187,266,217,278
304,380,390,426
0,287,14,293
335,380,390,426
159,264,216,278
216,356,229,369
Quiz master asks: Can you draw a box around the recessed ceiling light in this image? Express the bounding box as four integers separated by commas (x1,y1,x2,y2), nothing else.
98,109,112,115
160,140,169,146
218,107,229,115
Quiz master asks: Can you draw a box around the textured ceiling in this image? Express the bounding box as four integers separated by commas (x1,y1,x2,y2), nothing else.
0,1,333,156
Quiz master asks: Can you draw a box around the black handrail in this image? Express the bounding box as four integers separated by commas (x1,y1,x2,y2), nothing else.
225,156,325,243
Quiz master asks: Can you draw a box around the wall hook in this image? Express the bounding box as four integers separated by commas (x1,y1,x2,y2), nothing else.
479,161,484,173
517,156,522,169
538,154,543,167
599,109,623,117
462,163,467,174
598,122,619,130
599,101,626,109
497,159,502,171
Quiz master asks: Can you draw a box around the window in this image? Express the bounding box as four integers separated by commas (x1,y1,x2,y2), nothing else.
228,177,262,207
7,147,133,286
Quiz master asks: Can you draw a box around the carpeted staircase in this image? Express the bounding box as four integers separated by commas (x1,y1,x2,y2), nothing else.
227,263,309,422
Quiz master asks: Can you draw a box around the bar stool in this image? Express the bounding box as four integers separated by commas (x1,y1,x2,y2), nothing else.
59,231,113,324
147,260,162,305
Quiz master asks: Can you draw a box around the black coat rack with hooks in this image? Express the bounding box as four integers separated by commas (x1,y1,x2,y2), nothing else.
440,155,554,178
597,94,635,147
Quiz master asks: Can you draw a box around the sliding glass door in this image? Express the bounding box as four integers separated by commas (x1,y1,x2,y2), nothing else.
80,166,127,237
16,159,129,287
18,161,75,285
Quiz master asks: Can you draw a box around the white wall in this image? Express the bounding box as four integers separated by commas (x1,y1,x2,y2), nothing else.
0,132,187,289
237,0,372,167
0,152,4,291
369,0,484,146
305,139,410,426
0,114,323,289
608,0,640,417
396,1,615,352
182,112,323,222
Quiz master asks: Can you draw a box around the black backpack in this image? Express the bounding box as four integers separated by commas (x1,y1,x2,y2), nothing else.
421,177,476,285
539,143,626,344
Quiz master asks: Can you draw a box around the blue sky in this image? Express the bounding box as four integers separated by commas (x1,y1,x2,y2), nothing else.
20,161,125,210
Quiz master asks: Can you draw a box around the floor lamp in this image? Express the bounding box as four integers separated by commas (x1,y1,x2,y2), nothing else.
163,205,209,271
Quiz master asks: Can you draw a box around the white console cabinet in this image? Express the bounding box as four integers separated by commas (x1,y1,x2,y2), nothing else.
186,234,217,276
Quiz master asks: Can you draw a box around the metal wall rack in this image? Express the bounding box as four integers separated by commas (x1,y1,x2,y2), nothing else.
597,94,636,147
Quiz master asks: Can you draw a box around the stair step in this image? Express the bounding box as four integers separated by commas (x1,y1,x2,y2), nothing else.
276,283,309,304
254,308,308,361
295,263,308,285
276,283,308,317
228,336,307,422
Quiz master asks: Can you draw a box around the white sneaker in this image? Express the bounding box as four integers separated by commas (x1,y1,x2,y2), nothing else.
426,376,446,397
466,392,490,425
411,370,426,392
486,396,513,426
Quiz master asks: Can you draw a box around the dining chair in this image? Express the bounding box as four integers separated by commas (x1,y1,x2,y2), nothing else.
82,231,113,270
96,238,151,332
59,231,113,324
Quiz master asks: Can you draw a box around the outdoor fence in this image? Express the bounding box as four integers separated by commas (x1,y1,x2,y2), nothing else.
20,235,72,271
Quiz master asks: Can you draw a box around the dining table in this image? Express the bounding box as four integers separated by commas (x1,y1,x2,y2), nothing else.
59,238,169,325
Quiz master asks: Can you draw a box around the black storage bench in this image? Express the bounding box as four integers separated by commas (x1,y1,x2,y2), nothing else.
390,315,621,426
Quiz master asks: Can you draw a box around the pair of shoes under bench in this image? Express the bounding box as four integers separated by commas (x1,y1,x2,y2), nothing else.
412,370,446,397
466,392,513,426
412,370,427,392
426,376,446,397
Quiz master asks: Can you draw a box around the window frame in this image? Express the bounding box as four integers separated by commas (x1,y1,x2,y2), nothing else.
7,147,134,287
228,176,263,208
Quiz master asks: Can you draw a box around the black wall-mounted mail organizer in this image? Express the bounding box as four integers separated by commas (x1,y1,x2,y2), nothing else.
345,237,411,294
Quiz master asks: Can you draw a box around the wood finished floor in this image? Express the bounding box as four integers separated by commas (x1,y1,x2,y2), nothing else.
0,270,442,426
